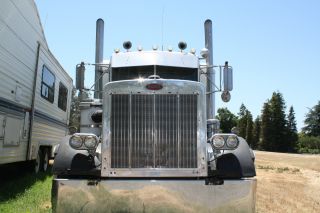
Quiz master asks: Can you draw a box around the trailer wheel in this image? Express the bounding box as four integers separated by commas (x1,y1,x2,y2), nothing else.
34,149,42,173
42,149,49,172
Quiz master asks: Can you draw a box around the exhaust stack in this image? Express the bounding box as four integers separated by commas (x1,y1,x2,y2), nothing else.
204,19,215,119
94,18,104,99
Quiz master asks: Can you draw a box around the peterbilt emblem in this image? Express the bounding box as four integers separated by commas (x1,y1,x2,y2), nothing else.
146,83,163,90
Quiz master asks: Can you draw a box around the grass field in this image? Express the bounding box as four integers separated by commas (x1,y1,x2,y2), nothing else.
0,165,52,213
0,152,319,213
255,151,320,213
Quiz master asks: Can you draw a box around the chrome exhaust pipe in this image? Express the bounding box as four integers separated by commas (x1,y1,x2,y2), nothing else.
204,19,215,119
94,18,104,99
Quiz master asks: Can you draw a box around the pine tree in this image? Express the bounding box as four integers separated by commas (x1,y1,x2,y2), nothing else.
69,88,80,131
245,111,254,147
237,104,248,138
269,92,288,152
287,106,298,152
260,102,273,150
302,101,320,136
252,116,261,149
69,88,91,132
216,108,238,133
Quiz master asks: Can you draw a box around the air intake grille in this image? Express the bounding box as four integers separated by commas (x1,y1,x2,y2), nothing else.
110,94,197,169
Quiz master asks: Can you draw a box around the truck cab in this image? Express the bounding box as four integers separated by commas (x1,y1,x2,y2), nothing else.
52,19,256,213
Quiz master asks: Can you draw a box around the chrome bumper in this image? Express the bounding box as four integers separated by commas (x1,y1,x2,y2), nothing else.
52,178,256,213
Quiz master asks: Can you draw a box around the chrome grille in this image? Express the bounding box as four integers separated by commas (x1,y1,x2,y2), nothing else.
110,94,197,168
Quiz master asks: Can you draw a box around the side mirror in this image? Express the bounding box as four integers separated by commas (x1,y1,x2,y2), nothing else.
223,61,233,91
76,62,85,90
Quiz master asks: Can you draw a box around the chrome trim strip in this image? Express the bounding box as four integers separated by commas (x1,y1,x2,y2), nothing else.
80,124,102,128
34,110,67,129
0,97,26,117
0,97,67,129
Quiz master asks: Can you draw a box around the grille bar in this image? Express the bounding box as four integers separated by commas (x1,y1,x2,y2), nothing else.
110,94,197,169
111,95,130,168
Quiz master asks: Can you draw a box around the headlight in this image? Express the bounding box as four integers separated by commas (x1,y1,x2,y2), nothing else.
211,135,225,148
69,135,83,149
226,135,239,148
210,134,239,150
69,133,99,150
84,136,97,149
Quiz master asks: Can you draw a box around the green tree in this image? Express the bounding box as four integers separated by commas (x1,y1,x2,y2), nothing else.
216,108,238,133
69,88,91,132
237,104,248,138
269,92,288,152
245,111,254,147
252,116,261,149
302,101,320,136
287,106,298,152
260,101,273,150
69,88,80,131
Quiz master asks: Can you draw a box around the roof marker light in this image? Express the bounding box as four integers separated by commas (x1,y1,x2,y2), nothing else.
114,48,120,53
168,46,173,52
137,45,143,51
152,45,158,51
190,48,196,54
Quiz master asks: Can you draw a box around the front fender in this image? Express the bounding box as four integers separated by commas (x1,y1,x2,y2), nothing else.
53,136,100,177
216,137,256,178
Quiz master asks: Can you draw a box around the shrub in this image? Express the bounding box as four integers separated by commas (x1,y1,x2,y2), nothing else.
297,135,320,154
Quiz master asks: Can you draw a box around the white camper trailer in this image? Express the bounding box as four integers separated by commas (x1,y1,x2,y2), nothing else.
0,0,72,172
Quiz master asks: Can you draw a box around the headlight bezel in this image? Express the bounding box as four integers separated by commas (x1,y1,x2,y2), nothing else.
69,135,83,149
226,135,239,148
210,134,239,150
84,135,98,149
212,135,225,149
69,133,99,150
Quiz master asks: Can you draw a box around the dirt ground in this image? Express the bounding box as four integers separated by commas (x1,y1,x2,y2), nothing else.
255,151,320,213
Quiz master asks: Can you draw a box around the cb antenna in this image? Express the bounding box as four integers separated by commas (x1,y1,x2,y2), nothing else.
161,6,165,51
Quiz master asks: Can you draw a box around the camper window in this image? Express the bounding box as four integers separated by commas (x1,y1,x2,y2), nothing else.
41,65,55,103
58,82,68,111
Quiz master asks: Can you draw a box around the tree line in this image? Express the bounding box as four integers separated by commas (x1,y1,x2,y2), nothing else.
217,92,320,153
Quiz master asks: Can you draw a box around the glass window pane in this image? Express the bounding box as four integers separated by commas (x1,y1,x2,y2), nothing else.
41,84,48,98
156,66,198,81
112,66,154,81
58,82,68,111
41,65,55,103
111,66,198,81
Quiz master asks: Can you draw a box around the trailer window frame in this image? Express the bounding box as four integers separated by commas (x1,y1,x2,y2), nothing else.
40,65,55,103
58,82,68,111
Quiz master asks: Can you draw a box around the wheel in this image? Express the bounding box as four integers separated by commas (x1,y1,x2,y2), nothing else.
42,149,49,172
33,149,42,173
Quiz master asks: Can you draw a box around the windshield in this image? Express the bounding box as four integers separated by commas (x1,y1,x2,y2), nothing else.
111,65,198,81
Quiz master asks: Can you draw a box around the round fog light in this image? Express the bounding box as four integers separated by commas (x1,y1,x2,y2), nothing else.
69,135,83,149
212,135,225,148
226,135,239,148
84,136,97,149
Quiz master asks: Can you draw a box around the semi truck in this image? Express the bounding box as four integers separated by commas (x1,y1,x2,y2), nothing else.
52,19,256,212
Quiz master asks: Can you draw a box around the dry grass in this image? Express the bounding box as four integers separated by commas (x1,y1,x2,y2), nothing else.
255,151,320,213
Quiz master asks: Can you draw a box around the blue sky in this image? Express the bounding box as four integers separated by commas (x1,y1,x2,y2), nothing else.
35,0,320,130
